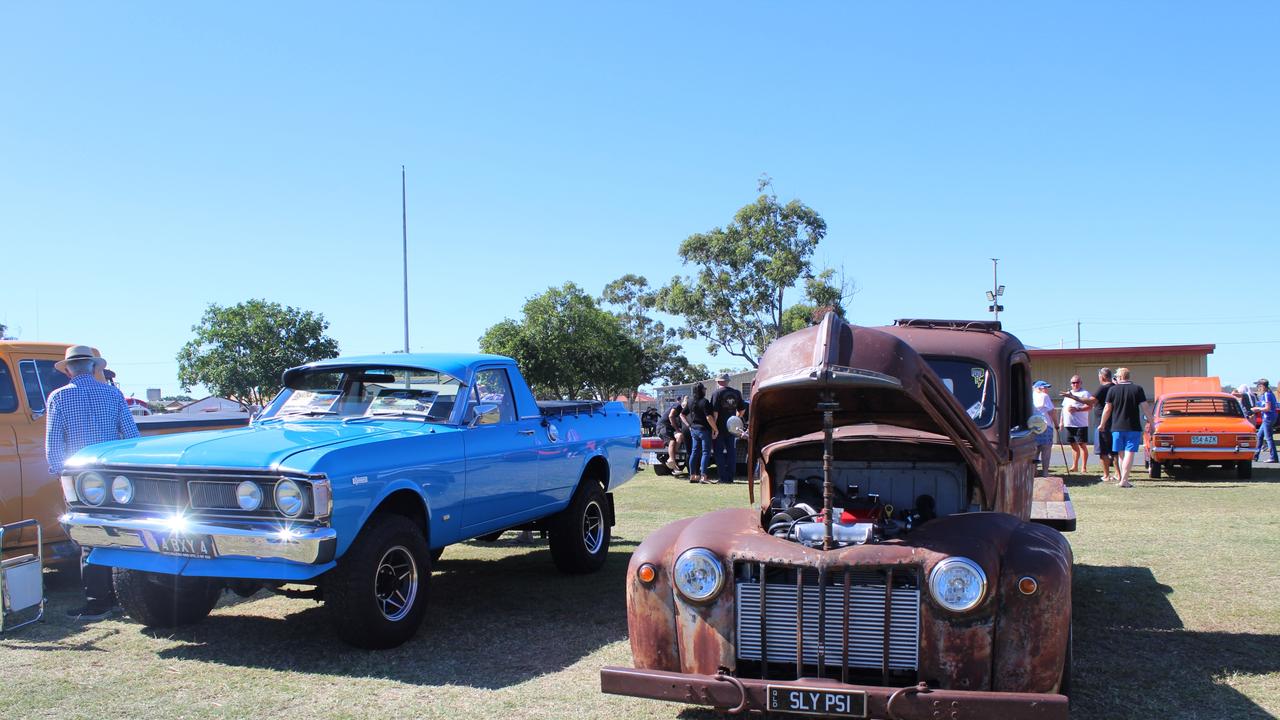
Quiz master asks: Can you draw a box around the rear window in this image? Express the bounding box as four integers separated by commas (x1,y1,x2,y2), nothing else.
1160,397,1243,418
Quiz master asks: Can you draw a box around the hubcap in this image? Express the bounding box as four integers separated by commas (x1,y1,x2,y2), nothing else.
374,545,419,622
582,500,604,555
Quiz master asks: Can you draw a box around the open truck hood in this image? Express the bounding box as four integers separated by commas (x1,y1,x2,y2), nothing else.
748,314,1001,503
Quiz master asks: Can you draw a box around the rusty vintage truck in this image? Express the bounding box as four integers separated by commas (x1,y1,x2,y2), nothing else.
602,316,1075,719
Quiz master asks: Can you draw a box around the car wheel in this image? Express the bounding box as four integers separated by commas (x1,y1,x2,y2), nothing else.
1149,460,1162,479
324,514,430,649
548,480,609,574
114,569,222,628
1237,460,1252,479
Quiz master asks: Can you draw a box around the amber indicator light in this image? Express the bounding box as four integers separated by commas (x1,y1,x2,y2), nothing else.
637,564,657,584
1018,576,1038,595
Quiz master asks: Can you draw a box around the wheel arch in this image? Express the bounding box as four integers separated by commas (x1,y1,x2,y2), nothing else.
356,483,432,550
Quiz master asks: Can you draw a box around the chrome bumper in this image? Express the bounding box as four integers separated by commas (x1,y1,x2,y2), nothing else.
61,512,337,565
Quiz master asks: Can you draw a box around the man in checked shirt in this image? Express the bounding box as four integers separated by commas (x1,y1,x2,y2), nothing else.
45,345,139,620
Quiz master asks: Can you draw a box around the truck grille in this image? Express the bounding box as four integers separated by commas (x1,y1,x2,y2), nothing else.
79,468,302,520
188,481,276,512
735,564,920,684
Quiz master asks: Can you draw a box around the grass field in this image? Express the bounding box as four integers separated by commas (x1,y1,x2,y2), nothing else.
2,462,1278,719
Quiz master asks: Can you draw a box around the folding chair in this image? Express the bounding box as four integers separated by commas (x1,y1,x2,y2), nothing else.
0,519,44,633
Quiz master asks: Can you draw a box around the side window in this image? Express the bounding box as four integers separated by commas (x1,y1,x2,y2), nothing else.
0,361,18,413
470,369,516,425
18,359,69,414
1009,361,1030,431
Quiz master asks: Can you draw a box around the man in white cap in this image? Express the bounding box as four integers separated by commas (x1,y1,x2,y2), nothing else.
709,373,745,484
45,345,140,620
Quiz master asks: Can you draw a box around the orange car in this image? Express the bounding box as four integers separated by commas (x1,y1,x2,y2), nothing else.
1145,389,1256,479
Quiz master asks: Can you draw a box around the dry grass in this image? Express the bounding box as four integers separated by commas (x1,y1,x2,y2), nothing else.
1,462,1277,719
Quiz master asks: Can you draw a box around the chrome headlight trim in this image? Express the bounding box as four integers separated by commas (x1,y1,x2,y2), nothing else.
111,475,134,505
672,548,725,603
274,478,305,518
236,481,264,511
77,472,108,506
928,556,987,613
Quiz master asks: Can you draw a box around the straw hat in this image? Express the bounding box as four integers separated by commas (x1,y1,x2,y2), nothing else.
54,345,107,374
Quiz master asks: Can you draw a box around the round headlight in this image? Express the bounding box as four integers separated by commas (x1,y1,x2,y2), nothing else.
111,475,134,505
236,481,263,511
274,479,305,517
78,472,107,506
929,557,987,613
672,548,725,602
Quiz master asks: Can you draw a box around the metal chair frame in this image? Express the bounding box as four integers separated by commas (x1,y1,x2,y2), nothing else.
0,519,45,633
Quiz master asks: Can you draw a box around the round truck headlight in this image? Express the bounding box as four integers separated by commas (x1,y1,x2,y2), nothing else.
111,475,134,504
236,481,263,511
673,548,724,602
929,557,987,612
274,479,305,517
77,472,107,506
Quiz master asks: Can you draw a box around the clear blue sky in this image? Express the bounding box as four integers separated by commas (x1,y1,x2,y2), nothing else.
2,3,1275,398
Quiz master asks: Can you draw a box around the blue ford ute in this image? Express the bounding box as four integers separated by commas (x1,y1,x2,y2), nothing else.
61,353,640,648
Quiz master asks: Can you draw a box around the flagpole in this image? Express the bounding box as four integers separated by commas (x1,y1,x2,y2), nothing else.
402,165,410,354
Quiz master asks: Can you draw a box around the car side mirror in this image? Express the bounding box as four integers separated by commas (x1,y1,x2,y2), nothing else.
1027,414,1049,435
469,403,501,427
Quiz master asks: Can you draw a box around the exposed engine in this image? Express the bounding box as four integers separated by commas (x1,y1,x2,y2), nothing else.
766,472,939,549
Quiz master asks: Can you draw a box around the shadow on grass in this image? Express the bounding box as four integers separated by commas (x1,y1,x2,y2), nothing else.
1153,462,1280,484
144,544,634,689
1073,564,1280,719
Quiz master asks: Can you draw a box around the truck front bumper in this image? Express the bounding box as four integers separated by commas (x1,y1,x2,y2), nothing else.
600,667,1068,720
62,511,337,565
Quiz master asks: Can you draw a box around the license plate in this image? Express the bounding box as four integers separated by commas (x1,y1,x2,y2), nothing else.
1190,435,1218,445
767,685,867,717
155,533,217,559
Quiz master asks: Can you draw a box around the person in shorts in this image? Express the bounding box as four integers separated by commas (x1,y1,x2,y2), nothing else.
1059,375,1092,473
1032,380,1057,477
1098,367,1148,488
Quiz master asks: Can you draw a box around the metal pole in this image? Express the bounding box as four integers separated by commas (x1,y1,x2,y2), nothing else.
402,166,409,354
1077,321,1081,349
991,258,999,322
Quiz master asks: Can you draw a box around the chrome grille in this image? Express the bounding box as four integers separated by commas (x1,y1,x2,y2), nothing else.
189,480,276,511
735,564,920,681
131,477,182,507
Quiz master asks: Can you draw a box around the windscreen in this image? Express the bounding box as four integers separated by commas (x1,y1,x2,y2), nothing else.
260,367,462,422
924,357,996,427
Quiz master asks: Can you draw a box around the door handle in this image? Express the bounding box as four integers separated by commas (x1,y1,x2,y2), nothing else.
518,429,535,436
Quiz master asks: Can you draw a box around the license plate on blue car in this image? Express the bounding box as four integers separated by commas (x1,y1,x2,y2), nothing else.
155,533,216,558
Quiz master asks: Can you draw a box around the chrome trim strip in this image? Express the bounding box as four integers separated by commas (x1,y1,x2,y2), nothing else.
69,464,327,480
1152,447,1253,454
62,512,336,564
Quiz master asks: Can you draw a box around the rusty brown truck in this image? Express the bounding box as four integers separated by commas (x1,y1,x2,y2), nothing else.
602,316,1075,719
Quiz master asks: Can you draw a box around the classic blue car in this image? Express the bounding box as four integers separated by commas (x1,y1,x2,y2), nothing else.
60,353,640,648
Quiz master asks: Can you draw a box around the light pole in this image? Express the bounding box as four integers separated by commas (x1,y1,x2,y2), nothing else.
402,165,409,354
984,258,1005,321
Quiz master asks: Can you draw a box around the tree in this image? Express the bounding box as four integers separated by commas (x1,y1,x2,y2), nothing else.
657,176,842,368
478,283,644,401
177,299,339,407
599,274,704,400
780,268,855,334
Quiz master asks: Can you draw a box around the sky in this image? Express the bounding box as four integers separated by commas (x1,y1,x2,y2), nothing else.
2,3,1276,399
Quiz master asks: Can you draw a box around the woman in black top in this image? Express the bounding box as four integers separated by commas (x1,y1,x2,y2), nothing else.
686,383,716,484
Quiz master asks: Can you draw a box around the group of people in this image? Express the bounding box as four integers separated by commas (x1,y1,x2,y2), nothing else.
655,373,745,484
1032,367,1149,487
1031,368,1280,486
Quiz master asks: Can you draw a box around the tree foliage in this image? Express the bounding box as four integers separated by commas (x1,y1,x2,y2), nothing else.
599,274,704,398
177,299,339,407
780,268,854,334
478,283,644,401
657,176,844,367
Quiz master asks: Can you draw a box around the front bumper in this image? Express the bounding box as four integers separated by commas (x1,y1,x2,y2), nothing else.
62,511,337,565
600,667,1067,720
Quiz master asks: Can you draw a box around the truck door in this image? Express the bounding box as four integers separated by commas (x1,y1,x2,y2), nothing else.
0,360,23,537
460,367,543,532
16,357,71,547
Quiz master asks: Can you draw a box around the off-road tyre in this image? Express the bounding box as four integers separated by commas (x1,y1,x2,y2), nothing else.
113,569,222,628
548,480,609,574
1149,460,1162,478
1237,460,1252,479
324,514,430,649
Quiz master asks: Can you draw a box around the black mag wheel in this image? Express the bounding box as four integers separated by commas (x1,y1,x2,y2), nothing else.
549,480,610,574
324,513,430,649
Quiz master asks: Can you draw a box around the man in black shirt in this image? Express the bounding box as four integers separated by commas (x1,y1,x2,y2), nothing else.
1098,367,1150,488
709,373,745,484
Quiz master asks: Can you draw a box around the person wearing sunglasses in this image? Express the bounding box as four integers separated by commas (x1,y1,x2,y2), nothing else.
1059,376,1092,473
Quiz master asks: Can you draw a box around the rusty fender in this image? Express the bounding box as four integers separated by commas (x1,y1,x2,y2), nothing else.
626,516,695,671
992,521,1073,693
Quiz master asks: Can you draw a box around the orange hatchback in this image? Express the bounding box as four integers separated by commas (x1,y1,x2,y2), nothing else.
1145,392,1256,479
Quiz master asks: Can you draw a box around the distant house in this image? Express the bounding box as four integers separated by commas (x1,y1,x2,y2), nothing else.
613,391,656,412
177,396,249,414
